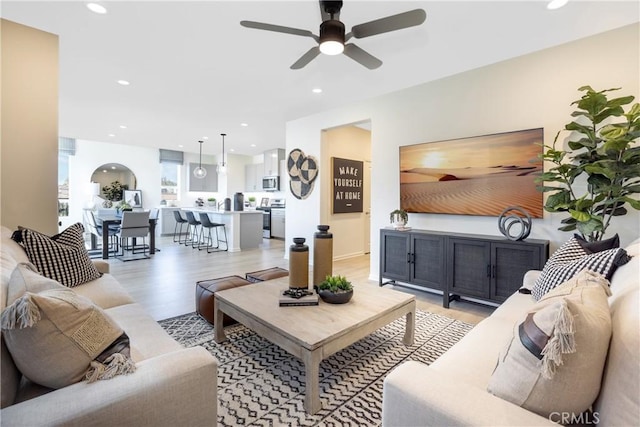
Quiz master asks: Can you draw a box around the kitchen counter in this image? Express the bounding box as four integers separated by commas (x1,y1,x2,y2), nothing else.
182,208,262,252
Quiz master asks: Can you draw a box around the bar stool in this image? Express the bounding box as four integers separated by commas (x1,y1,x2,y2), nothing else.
184,210,202,248
173,210,188,243
198,212,228,253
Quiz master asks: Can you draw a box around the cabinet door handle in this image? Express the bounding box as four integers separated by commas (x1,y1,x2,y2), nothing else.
411,253,416,264
492,265,496,278
407,253,412,263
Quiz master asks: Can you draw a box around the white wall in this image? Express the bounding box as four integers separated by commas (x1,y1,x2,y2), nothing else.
69,140,163,225
286,24,640,281
67,139,280,226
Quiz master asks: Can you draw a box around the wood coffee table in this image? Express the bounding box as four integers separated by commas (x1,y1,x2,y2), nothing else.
213,277,416,415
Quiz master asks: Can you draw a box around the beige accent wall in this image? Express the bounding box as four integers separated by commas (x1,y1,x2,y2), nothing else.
1,19,59,234
321,125,371,260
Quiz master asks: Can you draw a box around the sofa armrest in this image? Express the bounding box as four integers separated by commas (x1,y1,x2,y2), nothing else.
522,269,541,290
1,347,217,427
92,260,110,274
383,361,554,426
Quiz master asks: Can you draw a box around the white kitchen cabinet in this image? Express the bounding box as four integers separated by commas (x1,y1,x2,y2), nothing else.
244,163,263,192
263,149,285,177
160,208,181,236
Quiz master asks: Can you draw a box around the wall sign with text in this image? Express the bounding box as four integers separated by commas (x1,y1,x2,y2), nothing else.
332,157,363,214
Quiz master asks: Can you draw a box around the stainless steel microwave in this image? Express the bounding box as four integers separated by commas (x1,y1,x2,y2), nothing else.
262,176,279,191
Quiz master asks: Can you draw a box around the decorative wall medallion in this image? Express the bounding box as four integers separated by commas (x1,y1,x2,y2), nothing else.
498,206,532,241
288,148,318,200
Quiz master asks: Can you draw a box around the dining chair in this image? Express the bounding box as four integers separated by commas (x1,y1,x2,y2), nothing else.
84,210,119,257
117,211,150,261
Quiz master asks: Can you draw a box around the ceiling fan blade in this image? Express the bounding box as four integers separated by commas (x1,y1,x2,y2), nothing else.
241,21,319,42
351,9,426,39
290,46,321,70
343,44,382,70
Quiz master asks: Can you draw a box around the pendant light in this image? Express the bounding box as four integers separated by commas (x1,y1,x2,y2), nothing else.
193,140,207,179
217,133,227,175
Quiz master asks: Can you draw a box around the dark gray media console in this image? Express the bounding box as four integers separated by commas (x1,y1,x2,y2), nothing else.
379,228,549,308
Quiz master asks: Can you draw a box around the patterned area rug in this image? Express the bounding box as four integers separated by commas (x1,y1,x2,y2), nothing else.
159,310,473,426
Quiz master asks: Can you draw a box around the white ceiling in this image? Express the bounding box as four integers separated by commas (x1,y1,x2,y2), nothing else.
2,1,638,157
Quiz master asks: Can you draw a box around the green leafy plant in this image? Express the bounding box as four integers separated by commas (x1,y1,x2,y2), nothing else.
102,181,128,201
389,209,408,225
207,197,216,202
117,201,132,211
248,196,256,202
536,86,640,242
318,275,352,293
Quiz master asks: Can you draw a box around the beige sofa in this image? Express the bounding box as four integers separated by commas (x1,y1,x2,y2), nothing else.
383,239,639,426
0,226,218,426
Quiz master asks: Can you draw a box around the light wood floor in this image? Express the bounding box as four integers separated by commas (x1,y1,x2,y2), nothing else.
105,235,495,324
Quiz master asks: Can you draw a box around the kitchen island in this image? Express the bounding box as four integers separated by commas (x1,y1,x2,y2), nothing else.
181,208,263,252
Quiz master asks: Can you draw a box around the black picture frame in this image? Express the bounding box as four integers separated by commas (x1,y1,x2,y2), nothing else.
332,157,364,214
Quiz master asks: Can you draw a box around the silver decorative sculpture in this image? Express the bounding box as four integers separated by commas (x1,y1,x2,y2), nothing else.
498,206,532,241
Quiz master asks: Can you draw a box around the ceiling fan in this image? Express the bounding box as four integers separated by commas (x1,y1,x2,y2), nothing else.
240,1,426,70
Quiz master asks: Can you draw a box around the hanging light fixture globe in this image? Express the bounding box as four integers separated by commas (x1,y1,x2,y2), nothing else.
193,140,207,179
217,133,227,175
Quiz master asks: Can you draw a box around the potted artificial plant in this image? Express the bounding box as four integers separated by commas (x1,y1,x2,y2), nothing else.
536,86,640,242
248,196,257,207
102,181,127,202
117,201,132,214
207,197,216,207
317,275,353,304
389,209,409,229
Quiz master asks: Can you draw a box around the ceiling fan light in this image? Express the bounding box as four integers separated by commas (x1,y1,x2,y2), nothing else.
320,40,344,55
319,19,345,56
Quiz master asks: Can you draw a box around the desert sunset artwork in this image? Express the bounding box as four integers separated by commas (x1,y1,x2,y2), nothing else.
400,128,544,218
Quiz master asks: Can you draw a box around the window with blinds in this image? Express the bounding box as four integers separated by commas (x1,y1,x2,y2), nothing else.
159,150,183,204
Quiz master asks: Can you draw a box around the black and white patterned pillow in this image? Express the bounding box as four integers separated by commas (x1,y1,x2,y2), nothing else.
11,223,102,288
531,236,630,300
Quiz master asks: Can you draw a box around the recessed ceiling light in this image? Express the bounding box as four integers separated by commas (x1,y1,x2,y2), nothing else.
547,0,569,10
117,80,130,86
119,125,127,129
250,144,256,147
312,88,323,94
240,123,249,127
202,136,209,140
86,2,107,14
230,148,235,152
178,144,184,148
108,133,115,137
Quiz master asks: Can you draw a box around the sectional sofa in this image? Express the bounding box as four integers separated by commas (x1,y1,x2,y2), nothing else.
0,226,219,426
383,238,639,426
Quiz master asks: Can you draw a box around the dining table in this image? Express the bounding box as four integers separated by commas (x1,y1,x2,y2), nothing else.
95,214,157,259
